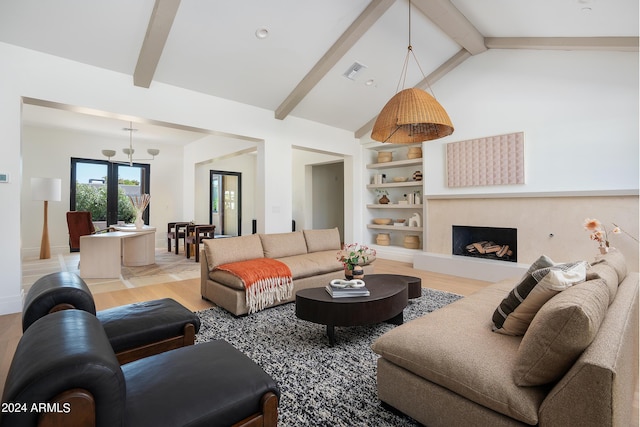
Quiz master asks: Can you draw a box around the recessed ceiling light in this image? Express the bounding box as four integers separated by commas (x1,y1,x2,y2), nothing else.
255,28,269,39
365,79,375,87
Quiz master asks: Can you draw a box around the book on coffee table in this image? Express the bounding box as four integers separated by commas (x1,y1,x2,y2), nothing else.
325,285,370,298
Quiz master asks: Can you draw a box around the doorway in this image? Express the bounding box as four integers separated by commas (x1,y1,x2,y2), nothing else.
311,162,344,239
210,170,242,236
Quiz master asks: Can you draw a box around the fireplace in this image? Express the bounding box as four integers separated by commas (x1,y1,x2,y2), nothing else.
452,225,517,263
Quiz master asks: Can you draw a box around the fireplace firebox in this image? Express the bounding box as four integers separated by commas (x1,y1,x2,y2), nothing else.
452,225,517,263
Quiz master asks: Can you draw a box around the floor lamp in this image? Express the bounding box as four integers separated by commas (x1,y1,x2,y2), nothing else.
31,177,62,260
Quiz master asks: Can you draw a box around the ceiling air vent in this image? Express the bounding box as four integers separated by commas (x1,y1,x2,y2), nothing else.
343,61,367,80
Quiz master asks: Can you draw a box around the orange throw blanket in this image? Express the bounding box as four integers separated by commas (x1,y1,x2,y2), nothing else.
216,258,293,313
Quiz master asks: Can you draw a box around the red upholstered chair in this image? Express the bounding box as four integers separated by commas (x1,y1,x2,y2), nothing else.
66,211,96,252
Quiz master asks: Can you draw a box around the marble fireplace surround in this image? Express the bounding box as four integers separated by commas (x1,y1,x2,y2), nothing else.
414,192,639,282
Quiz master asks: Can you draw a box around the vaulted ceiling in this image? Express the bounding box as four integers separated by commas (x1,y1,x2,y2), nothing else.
1,0,637,143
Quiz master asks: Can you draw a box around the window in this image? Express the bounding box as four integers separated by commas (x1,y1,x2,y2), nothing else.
70,158,150,227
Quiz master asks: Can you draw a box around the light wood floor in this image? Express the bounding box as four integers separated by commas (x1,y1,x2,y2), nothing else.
1,258,638,424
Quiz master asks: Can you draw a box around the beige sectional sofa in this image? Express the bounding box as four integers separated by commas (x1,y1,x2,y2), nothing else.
201,228,374,316
372,250,638,426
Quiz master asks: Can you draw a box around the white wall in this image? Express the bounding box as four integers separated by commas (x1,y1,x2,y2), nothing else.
0,42,362,314
421,49,639,195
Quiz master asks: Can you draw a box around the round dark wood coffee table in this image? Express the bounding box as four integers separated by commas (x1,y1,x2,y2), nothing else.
295,275,412,345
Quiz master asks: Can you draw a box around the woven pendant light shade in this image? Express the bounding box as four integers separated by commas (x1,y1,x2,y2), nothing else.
371,88,454,144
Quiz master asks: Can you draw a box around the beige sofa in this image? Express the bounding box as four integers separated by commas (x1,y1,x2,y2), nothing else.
201,228,374,316
372,250,639,426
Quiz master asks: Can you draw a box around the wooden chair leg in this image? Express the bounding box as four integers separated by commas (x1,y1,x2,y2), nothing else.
232,392,279,427
38,388,95,427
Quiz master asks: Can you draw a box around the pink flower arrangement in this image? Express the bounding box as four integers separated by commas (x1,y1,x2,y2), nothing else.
337,243,376,269
583,218,636,250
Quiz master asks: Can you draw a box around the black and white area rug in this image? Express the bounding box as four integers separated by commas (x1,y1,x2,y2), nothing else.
195,288,462,427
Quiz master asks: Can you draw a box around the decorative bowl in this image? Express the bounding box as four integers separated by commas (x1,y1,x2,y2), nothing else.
392,177,408,182
372,218,392,225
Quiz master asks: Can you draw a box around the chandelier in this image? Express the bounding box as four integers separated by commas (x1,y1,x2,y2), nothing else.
371,1,454,144
102,121,160,166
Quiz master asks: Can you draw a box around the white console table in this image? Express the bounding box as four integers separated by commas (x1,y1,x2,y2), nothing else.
80,226,156,279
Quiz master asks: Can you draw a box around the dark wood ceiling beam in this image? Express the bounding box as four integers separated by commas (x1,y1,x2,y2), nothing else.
486,37,639,52
274,0,395,121
133,0,182,88
412,0,486,55
354,48,471,139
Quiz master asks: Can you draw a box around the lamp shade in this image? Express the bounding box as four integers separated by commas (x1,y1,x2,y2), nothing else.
31,177,62,202
371,88,454,144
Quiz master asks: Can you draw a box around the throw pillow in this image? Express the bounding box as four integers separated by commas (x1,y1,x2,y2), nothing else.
491,255,555,333
513,279,609,386
493,260,587,336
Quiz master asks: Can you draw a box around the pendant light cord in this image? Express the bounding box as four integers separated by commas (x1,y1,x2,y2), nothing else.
395,0,433,95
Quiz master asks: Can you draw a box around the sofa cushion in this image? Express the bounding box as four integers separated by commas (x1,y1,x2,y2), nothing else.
491,255,555,334
259,231,308,258
303,228,341,253
586,262,619,304
277,251,343,279
592,248,627,284
513,278,610,386
372,280,547,425
204,235,264,271
494,261,587,336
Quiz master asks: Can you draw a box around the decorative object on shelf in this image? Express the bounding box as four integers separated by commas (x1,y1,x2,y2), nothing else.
376,233,390,246
373,218,392,225
375,189,390,204
129,194,151,229
377,151,393,163
370,1,453,144
393,176,408,182
336,243,376,280
407,147,422,159
373,174,386,184
403,235,420,249
583,218,637,254
31,177,62,259
408,212,421,228
412,171,423,181
414,190,422,205
102,122,160,166
405,193,414,204
394,219,406,227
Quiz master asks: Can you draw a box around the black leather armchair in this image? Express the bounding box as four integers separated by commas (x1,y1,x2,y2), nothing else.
1,310,280,427
22,272,201,364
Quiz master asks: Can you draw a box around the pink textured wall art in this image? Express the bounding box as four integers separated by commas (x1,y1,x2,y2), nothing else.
446,132,525,187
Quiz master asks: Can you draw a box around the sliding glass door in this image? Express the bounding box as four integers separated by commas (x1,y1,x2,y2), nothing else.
71,158,150,228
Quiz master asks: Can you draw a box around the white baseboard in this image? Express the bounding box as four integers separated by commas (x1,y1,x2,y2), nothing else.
0,289,24,315
371,245,418,264
413,252,529,282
